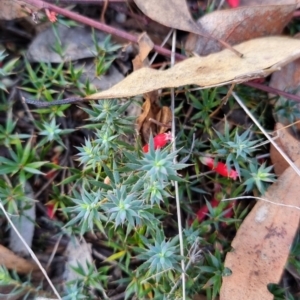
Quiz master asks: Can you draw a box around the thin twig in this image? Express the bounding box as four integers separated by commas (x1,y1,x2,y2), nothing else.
164,84,300,104
168,238,202,298
232,91,300,177
22,0,185,60
45,0,126,3
22,96,84,107
244,81,300,103
46,235,63,269
21,96,35,122
179,133,195,164
148,118,171,128
222,196,300,210
149,29,174,66
170,30,186,300
221,83,235,105
109,292,126,300
0,202,62,300
92,249,118,266
100,0,108,23
141,268,174,284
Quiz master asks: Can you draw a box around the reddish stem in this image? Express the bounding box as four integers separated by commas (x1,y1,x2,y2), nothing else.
23,0,186,60
244,81,300,103
45,0,126,2
45,0,155,25
293,10,300,18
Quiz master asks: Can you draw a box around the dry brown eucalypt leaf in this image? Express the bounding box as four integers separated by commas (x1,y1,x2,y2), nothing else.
133,33,172,143
220,158,300,300
133,0,242,57
86,36,300,100
25,36,300,107
185,2,296,56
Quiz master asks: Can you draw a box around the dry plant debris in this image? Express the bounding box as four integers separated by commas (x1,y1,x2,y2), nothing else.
133,0,203,34
221,159,300,300
185,3,296,55
270,123,300,175
133,33,172,142
0,244,39,274
86,36,300,100
2,0,300,299
0,0,37,20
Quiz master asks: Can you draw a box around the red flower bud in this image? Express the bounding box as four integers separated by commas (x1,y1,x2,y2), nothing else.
200,156,238,180
143,132,173,153
46,203,56,219
45,9,57,23
226,0,239,8
195,198,219,222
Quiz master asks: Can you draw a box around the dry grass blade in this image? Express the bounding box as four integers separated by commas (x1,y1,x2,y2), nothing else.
232,92,300,177
0,202,62,299
170,29,186,300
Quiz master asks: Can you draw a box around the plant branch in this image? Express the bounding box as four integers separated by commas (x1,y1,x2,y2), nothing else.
45,0,126,3
244,81,300,102
22,0,185,60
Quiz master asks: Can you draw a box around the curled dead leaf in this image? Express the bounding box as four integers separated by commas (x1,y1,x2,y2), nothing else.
0,244,39,274
157,106,172,134
132,32,154,70
136,91,161,143
185,4,295,56
132,33,172,142
133,0,241,56
133,0,202,35
0,0,37,20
